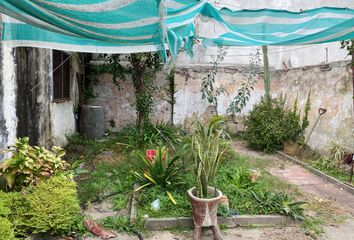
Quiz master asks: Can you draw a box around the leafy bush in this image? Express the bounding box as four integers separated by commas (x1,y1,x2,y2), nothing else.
0,137,69,190
0,175,82,237
0,217,15,240
0,191,27,237
132,146,184,204
21,175,81,236
244,96,310,152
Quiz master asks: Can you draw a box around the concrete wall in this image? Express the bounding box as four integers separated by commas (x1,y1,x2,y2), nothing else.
0,44,82,159
92,60,353,152
88,71,170,129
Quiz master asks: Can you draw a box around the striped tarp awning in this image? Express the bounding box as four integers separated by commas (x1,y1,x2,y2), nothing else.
0,0,353,57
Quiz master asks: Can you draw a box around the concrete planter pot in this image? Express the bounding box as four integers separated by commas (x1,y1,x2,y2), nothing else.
188,187,223,240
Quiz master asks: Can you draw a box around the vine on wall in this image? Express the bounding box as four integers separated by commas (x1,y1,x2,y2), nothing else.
91,53,162,133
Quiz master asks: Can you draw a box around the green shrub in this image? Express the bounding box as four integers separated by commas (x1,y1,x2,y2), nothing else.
244,97,309,152
0,175,82,237
0,191,29,238
0,217,15,240
23,175,82,236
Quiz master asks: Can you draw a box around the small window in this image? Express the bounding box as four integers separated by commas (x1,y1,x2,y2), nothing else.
53,50,70,101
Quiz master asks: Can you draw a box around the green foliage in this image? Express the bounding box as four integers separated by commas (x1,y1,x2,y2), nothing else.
227,48,261,115
192,116,230,198
216,165,305,220
0,217,15,240
132,146,184,204
23,175,82,236
117,123,183,157
99,216,131,232
340,40,354,57
93,53,162,130
164,67,177,124
302,90,311,131
138,186,192,218
325,139,349,167
0,137,69,190
99,215,144,234
244,96,311,152
201,46,228,114
0,175,82,238
78,162,134,204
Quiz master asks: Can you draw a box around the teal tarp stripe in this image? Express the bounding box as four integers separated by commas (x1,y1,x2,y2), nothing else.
0,0,353,57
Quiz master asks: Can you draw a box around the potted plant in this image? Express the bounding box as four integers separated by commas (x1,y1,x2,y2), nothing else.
188,117,229,240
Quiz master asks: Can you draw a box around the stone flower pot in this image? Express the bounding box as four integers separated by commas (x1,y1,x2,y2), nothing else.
188,187,223,240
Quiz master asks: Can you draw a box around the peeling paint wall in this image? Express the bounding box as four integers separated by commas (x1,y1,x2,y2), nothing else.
93,60,353,152
0,43,17,159
0,46,81,160
50,54,82,146
88,71,170,129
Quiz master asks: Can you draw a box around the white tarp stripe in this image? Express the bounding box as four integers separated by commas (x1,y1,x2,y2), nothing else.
167,17,195,28
271,28,327,37
45,9,160,30
3,40,161,53
33,3,156,41
166,1,186,9
221,12,354,25
296,26,354,45
197,16,272,44
1,13,81,37
167,1,204,18
33,0,138,12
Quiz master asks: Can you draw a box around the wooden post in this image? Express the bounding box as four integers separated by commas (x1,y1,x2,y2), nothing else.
262,45,271,100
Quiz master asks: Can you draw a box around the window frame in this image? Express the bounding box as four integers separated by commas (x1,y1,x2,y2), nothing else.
52,50,71,103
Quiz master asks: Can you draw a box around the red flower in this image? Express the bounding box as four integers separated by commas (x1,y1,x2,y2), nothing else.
146,149,157,162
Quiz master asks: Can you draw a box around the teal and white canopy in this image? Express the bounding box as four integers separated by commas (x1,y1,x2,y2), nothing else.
0,0,353,58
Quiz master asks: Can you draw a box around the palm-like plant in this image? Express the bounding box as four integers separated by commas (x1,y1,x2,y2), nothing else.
192,116,229,198
132,146,183,204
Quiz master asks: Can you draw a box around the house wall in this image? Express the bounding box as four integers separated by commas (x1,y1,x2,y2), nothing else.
0,43,82,160
92,60,353,152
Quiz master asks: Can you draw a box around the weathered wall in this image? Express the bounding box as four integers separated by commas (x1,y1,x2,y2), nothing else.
93,60,353,152
50,54,82,146
88,71,170,129
0,43,17,158
0,46,81,160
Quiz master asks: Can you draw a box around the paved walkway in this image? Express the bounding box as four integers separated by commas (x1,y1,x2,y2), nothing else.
231,141,354,216
269,164,354,216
